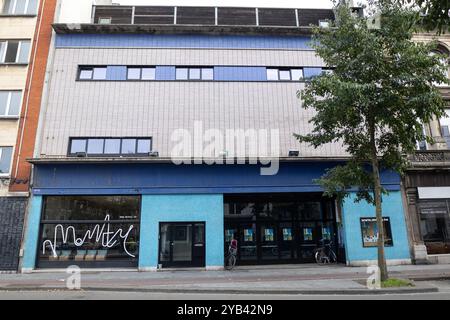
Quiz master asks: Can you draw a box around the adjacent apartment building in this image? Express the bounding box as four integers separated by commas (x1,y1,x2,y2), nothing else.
19,3,414,272
0,0,44,271
403,33,450,264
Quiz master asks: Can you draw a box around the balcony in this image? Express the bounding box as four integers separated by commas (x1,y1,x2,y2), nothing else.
409,150,450,168
53,6,336,36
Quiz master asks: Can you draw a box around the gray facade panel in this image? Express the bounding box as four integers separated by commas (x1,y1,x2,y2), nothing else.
39,48,345,158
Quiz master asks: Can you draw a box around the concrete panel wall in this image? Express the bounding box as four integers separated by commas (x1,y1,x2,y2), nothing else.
38,47,344,158
0,17,37,39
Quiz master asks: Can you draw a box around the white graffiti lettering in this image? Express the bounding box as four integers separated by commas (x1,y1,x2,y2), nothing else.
42,215,136,258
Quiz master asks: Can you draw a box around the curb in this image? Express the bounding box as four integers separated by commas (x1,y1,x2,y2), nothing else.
0,286,439,295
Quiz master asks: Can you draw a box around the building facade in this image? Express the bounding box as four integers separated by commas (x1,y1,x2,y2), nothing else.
19,4,412,272
0,0,45,271
403,33,450,264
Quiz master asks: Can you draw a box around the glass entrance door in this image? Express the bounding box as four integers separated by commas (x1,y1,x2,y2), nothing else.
159,222,205,268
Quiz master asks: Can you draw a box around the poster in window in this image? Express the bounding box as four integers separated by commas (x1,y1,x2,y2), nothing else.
264,228,274,242
244,228,254,242
225,229,235,242
283,228,293,241
360,217,393,247
322,227,331,240
303,228,313,241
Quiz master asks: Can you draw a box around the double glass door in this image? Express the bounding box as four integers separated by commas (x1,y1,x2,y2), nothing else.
225,221,337,264
159,222,205,267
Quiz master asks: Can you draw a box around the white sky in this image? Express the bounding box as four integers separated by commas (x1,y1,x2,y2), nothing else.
116,0,338,9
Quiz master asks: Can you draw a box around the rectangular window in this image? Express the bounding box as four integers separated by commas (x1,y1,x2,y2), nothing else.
360,217,393,247
0,40,31,64
98,17,112,24
69,138,152,157
104,139,121,154
0,146,13,175
92,67,107,80
440,109,450,149
141,68,156,80
38,195,140,268
2,0,38,15
176,67,214,80
78,67,107,80
0,91,21,116
266,68,304,81
176,68,188,80
202,68,214,80
127,67,156,80
79,68,94,80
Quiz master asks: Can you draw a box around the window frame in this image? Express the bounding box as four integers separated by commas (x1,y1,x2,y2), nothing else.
1,0,38,16
266,67,304,82
78,66,107,81
0,90,22,117
176,66,214,81
0,39,31,64
0,146,13,176
68,137,153,157
126,67,156,81
360,217,394,248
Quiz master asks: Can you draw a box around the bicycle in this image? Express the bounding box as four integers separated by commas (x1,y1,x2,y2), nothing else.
314,239,337,265
225,241,238,270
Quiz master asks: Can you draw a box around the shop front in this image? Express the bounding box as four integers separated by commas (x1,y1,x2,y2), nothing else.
37,195,140,268
224,193,339,265
404,169,450,263
21,161,411,271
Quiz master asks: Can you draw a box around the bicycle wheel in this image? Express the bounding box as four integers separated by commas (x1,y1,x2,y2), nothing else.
315,250,330,265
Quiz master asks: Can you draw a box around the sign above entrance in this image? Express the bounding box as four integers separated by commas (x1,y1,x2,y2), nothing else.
418,187,450,199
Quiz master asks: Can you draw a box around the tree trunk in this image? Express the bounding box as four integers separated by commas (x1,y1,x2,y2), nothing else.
370,124,389,282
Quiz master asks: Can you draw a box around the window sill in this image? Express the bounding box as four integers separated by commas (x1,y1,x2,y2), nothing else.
0,14,37,17
0,116,19,120
0,63,29,66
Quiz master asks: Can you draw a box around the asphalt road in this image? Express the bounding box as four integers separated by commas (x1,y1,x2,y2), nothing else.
0,280,449,300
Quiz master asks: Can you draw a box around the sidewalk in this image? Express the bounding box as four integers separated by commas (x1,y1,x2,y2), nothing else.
0,264,449,295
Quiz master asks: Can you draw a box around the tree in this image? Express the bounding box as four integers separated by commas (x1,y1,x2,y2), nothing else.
402,0,450,34
296,1,448,281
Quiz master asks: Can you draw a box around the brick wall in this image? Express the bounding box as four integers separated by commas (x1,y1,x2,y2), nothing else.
0,197,27,270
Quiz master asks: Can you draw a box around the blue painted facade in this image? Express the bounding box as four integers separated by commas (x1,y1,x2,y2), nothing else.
106,66,127,80
55,34,313,50
20,161,411,270
155,66,176,80
22,196,42,271
139,194,224,270
342,191,410,264
214,66,268,81
31,162,401,195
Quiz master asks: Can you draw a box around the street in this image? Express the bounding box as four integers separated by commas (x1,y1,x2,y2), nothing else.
0,280,450,300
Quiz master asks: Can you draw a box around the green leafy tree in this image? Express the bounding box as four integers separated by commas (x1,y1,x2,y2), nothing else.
296,1,448,281
402,0,450,33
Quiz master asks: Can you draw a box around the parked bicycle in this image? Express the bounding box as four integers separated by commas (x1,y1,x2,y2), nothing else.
314,239,337,265
225,239,238,270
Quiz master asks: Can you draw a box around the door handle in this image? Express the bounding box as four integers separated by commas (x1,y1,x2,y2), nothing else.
194,244,204,247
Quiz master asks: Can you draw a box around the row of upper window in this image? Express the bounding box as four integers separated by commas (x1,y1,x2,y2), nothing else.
0,40,31,64
78,66,331,81
69,137,152,156
1,0,38,15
